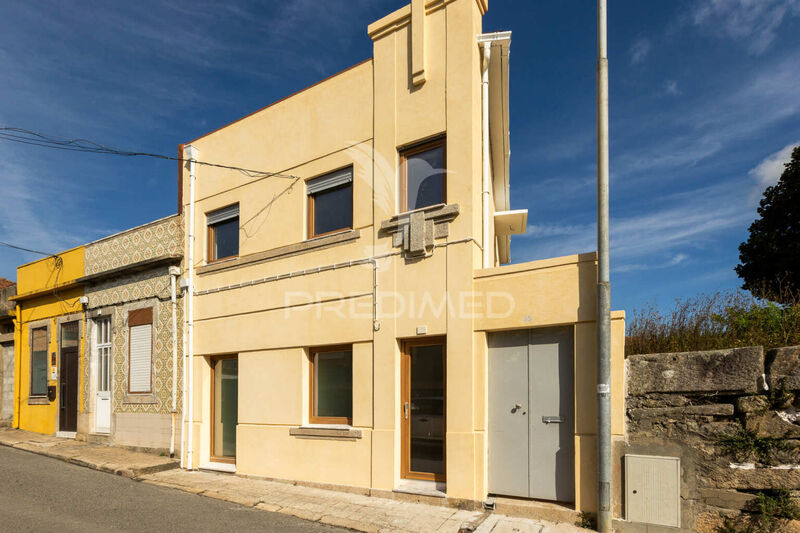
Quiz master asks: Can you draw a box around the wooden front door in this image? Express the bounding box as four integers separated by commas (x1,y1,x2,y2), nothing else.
401,337,446,482
59,322,79,433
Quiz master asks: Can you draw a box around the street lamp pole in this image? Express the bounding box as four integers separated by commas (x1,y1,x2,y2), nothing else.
596,0,612,531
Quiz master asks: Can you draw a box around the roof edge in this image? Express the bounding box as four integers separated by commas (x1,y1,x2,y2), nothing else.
185,58,373,146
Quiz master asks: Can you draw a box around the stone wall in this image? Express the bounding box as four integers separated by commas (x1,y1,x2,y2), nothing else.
623,346,800,532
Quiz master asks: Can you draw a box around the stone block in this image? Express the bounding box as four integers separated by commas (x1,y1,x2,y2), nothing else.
628,404,734,420
698,488,756,510
744,411,800,439
735,395,770,414
627,347,764,395
767,346,800,390
706,465,800,490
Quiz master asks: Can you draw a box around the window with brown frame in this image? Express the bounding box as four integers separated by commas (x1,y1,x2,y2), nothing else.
128,307,153,394
309,345,353,424
400,138,446,212
30,327,48,397
207,204,239,262
307,167,353,238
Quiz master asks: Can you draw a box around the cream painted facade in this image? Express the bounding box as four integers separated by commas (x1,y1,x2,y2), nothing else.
181,0,624,513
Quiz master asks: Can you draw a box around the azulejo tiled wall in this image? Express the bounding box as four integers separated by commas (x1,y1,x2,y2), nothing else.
85,215,182,275
83,215,184,416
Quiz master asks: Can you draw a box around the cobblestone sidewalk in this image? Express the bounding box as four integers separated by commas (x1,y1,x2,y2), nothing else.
0,428,584,533
142,469,584,533
0,428,177,477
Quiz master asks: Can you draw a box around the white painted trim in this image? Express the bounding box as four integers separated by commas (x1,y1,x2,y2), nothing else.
199,461,236,473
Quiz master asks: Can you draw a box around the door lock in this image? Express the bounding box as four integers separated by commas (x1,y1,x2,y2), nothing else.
542,415,565,424
403,402,410,419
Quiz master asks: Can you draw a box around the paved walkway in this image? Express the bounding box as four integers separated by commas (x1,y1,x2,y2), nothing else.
0,428,177,477
0,428,585,533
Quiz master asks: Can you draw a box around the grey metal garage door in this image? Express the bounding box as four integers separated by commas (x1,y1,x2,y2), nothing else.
488,327,574,502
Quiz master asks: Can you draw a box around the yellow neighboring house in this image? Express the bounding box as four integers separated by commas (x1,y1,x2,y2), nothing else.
179,0,625,514
12,247,85,436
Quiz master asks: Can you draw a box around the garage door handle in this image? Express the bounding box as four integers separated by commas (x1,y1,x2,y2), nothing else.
542,415,565,424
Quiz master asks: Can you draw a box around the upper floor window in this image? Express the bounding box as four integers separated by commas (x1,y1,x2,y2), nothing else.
400,138,445,212
207,204,239,262
307,167,353,238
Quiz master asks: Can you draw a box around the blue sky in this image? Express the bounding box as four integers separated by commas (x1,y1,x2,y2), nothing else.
0,0,799,315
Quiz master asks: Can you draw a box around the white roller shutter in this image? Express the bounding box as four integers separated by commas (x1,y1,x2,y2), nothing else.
307,167,352,195
129,324,152,393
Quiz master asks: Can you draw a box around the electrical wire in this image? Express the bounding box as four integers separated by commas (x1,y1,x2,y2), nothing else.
0,126,300,180
0,240,52,256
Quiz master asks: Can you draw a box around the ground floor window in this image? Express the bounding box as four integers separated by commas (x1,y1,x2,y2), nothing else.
309,345,352,425
30,327,48,397
212,356,238,460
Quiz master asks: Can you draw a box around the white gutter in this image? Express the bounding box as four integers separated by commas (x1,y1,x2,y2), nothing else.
480,39,492,268
184,143,198,470
168,265,180,458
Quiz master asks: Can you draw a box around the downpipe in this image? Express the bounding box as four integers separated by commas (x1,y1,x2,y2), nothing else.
185,144,198,470
480,40,492,269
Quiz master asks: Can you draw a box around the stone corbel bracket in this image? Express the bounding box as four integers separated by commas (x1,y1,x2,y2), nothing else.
379,203,459,258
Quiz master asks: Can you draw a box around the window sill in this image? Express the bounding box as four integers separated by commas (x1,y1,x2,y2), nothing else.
289,425,362,440
197,229,360,276
28,396,50,405
122,393,157,405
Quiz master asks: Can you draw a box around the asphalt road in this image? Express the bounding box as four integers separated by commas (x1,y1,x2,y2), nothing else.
0,446,345,532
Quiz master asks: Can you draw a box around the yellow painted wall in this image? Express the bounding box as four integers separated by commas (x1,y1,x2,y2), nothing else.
14,247,85,434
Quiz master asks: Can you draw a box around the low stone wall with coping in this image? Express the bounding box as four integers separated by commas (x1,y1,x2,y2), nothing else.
621,345,800,532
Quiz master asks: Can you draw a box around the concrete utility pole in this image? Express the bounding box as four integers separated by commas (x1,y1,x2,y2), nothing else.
596,0,612,532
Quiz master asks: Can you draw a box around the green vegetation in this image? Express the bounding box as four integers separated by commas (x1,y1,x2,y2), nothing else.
626,290,800,356
717,425,789,466
575,511,596,530
719,490,800,533
736,145,800,304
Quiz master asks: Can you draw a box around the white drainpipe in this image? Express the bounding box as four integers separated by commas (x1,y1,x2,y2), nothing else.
179,283,188,468
480,40,492,269
184,144,198,470
168,265,180,458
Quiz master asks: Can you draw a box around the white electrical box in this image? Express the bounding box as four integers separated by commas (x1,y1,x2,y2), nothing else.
625,454,681,528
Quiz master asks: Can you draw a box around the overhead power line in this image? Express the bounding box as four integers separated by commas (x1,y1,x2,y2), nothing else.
0,126,299,180
0,240,53,256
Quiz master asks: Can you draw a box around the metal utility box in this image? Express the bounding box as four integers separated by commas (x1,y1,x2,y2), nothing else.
624,454,681,528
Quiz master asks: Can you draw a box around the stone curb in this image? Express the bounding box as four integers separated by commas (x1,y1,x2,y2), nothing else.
0,433,178,480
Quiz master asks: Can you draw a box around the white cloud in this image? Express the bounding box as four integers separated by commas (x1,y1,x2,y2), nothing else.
616,253,689,273
664,80,680,95
516,179,754,271
691,0,800,55
629,38,651,64
748,141,799,200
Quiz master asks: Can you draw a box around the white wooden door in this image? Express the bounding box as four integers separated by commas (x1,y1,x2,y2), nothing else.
94,318,111,434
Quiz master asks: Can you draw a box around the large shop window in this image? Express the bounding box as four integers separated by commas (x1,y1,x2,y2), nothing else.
207,204,239,261
30,327,48,396
400,138,446,212
128,308,153,394
307,167,353,238
309,345,353,424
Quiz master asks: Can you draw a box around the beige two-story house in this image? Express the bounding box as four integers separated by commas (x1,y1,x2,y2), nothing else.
180,0,625,516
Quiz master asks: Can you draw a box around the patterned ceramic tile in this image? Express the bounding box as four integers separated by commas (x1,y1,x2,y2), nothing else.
83,215,184,416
